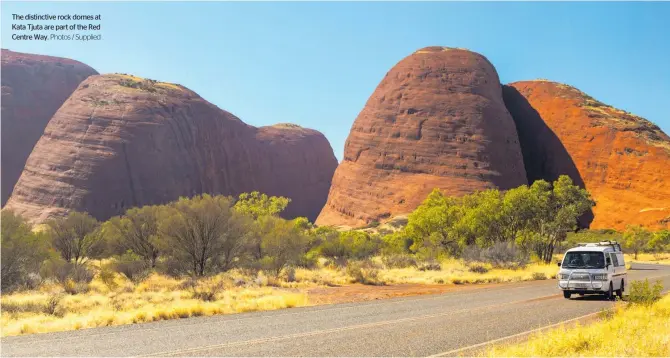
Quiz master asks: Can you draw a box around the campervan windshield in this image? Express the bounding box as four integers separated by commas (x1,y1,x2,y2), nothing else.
561,251,606,269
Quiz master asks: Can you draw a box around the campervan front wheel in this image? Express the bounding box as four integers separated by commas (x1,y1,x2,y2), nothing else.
563,291,571,299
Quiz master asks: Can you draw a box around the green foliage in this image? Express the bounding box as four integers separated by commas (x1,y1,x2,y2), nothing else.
118,78,157,92
257,216,310,277
346,261,381,285
159,194,251,276
400,175,593,263
623,225,652,259
234,191,290,220
382,254,417,269
565,229,623,248
109,251,151,283
102,205,162,267
381,231,414,255
46,211,104,264
1,210,50,291
627,279,663,306
318,230,381,261
647,230,670,253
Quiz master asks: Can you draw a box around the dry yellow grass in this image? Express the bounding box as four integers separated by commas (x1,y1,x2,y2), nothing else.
485,294,670,357
1,273,306,337
625,252,670,265
377,259,556,285
1,258,556,337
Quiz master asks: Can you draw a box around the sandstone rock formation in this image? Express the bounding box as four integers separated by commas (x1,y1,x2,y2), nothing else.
504,80,670,230
5,74,337,223
316,46,527,227
1,49,98,205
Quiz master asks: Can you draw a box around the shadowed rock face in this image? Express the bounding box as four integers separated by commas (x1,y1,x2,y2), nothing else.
5,74,337,223
316,47,527,227
1,49,98,206
505,80,670,230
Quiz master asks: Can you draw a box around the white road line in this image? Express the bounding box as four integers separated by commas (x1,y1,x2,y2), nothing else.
427,311,601,357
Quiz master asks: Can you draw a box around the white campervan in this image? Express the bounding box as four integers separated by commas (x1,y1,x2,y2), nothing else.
557,241,627,299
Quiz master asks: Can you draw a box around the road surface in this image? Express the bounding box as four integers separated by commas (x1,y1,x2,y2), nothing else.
3,263,670,357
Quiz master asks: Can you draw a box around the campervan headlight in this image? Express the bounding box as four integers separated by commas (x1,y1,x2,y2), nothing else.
592,274,608,281
559,273,570,280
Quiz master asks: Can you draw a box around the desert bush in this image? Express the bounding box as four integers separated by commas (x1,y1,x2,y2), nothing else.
159,194,251,276
46,211,104,264
63,279,90,295
41,257,94,284
1,294,64,316
257,216,310,277
284,266,297,283
119,78,157,92
98,267,118,290
103,205,162,267
417,261,442,271
381,231,414,255
318,231,381,261
183,278,225,301
468,263,490,274
111,251,151,283
469,242,529,269
382,254,417,269
45,294,65,316
346,261,382,285
531,272,547,280
1,211,50,291
627,279,663,306
24,273,43,290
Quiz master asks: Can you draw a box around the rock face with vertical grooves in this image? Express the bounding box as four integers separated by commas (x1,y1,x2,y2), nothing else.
5,74,337,223
1,49,98,205
504,80,670,230
316,47,527,227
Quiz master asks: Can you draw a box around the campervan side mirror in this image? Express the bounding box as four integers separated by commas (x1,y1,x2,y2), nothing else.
557,262,561,267
606,257,612,268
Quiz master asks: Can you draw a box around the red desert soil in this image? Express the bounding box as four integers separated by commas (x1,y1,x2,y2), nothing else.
504,80,670,230
316,46,527,228
306,282,502,305
5,74,337,223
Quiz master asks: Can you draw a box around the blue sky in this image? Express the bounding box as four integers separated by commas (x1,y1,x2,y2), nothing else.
2,2,669,160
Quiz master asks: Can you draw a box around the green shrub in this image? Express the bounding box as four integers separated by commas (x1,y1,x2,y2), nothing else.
111,251,150,283
1,211,50,291
468,263,490,274
319,231,381,260
63,279,90,295
627,279,663,306
99,267,118,290
382,254,417,269
346,261,382,285
464,243,529,269
417,261,441,271
531,272,547,280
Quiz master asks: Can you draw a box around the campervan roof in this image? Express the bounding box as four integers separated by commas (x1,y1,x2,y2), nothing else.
569,241,622,252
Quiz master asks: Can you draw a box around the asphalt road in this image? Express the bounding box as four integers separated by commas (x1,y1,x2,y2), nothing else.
3,263,670,357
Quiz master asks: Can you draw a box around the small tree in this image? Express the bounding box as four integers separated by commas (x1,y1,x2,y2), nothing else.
623,225,651,260
46,212,103,264
521,176,594,263
234,191,291,260
258,216,309,277
1,211,50,290
159,194,250,276
103,205,162,267
233,191,290,220
647,230,670,253
404,189,461,256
